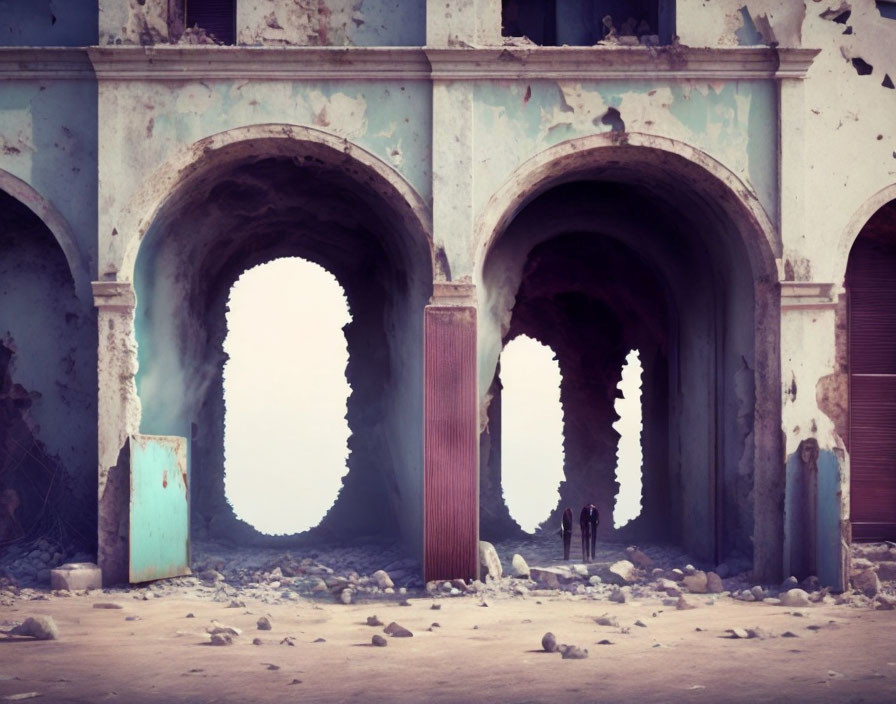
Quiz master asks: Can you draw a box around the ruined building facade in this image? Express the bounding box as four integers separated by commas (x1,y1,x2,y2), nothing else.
1,0,895,588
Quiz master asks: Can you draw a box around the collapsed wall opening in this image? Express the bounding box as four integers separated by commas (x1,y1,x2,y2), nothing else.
846,198,896,541
133,135,432,554
0,189,96,552
478,144,779,569
501,0,675,46
222,257,351,536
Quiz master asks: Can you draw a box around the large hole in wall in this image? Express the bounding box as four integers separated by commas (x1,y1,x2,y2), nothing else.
0,189,96,552
134,144,432,553
222,257,351,536
480,159,771,566
501,0,675,46
499,334,564,533
613,349,644,529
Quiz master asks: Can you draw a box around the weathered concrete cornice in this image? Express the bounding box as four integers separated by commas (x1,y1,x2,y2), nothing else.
425,46,820,81
780,281,838,311
92,281,136,311
86,46,432,80
1,45,818,82
430,281,476,306
0,48,94,80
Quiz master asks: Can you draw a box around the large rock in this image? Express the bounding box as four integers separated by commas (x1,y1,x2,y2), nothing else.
600,560,637,585
50,562,102,591
706,571,724,594
625,547,654,569
478,541,502,580
541,632,558,652
852,568,881,597
876,562,896,581
9,616,59,640
511,554,530,579
372,570,394,589
530,567,563,590
682,571,708,593
779,588,810,607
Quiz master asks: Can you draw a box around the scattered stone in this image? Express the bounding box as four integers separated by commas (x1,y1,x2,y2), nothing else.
705,572,724,594
781,576,799,590
727,628,750,639
431,622,441,628
430,604,441,610
372,634,388,647
602,560,637,585
372,570,394,590
478,541,502,580
366,616,383,627
125,616,140,622
50,562,102,591
310,578,328,593
634,619,647,628
746,627,773,640
595,614,619,627
571,563,590,579
7,616,59,640
252,638,263,645
209,633,232,646
227,599,245,608
199,569,225,583
186,613,195,618
542,632,558,652
559,644,588,659
852,568,881,598
875,594,896,610
280,637,295,646
313,637,326,643
684,564,696,574
782,631,799,638
750,585,765,600
801,575,821,592
609,586,631,603
289,679,302,685
383,622,413,638
682,571,708,594
530,567,564,590
265,664,280,670
714,563,731,579
2,692,41,700
669,568,685,581
257,616,272,631
339,589,353,605
779,589,810,607
92,602,124,610
588,576,602,586
676,595,698,611
207,621,241,637
597,639,613,645
626,546,654,569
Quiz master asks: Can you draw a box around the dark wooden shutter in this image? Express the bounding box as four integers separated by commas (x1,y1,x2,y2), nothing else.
848,203,896,541
186,0,236,44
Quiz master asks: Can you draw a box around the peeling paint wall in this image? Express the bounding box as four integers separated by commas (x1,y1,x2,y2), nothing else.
98,0,425,45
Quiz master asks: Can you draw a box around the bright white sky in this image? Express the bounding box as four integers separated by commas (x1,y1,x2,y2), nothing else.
223,262,643,535
223,257,351,535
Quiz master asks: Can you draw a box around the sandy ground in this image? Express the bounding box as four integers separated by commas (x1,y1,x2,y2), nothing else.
1,590,894,704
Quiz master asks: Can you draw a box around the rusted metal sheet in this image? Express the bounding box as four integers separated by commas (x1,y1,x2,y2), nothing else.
848,220,896,541
129,434,190,583
424,305,478,583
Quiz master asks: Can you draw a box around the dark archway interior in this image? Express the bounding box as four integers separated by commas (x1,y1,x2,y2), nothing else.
134,147,432,554
0,190,96,551
480,172,761,565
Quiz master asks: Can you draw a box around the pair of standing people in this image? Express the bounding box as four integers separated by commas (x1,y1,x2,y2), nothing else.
561,505,599,562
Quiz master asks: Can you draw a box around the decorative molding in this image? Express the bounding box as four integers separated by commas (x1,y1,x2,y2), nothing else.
0,48,94,80
426,46,820,81
93,281,136,311
430,281,476,306
780,281,838,311
87,46,432,81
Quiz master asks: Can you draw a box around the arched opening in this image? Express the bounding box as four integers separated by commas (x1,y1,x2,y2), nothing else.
222,257,351,536
846,198,896,541
132,134,433,554
478,141,780,571
498,334,564,533
0,188,96,553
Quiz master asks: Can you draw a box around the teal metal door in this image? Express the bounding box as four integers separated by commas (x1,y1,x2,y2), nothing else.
129,434,190,583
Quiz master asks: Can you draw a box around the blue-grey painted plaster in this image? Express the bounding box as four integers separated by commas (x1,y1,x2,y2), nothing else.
0,0,98,47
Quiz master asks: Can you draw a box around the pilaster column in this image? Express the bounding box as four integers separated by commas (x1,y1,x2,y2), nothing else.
92,281,142,586
424,282,479,582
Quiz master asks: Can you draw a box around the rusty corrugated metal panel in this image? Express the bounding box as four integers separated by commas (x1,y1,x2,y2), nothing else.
424,306,478,582
129,434,190,583
848,213,896,541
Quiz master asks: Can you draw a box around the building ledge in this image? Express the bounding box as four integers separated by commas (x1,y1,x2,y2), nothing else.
0,45,819,82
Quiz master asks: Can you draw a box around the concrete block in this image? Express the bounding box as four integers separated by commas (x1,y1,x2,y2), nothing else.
51,562,102,591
